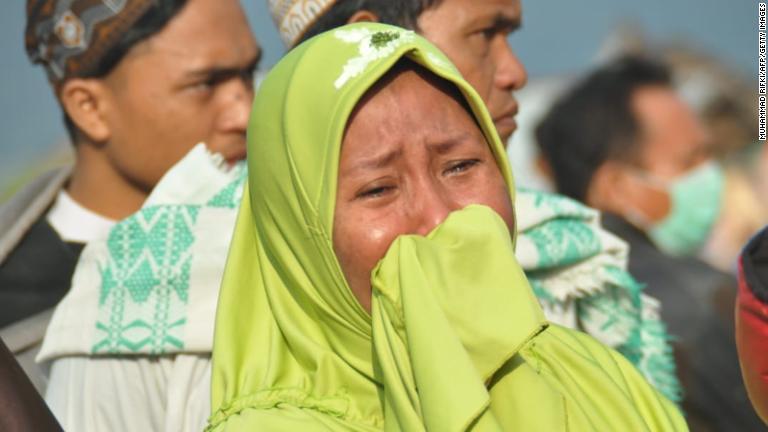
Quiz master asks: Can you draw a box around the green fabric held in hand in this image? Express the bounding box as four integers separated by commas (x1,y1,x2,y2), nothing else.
208,23,686,431
370,205,545,431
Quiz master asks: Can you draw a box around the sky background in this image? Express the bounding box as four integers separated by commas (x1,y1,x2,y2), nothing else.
0,0,754,196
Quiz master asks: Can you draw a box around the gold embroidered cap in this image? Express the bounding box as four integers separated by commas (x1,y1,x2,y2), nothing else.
25,0,156,86
267,0,337,47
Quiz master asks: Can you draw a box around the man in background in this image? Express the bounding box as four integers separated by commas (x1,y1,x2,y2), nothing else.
536,55,762,430
0,0,259,429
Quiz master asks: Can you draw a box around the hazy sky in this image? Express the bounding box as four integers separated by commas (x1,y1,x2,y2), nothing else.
0,0,753,192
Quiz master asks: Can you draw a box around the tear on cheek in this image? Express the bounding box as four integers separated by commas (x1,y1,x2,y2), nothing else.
368,227,390,243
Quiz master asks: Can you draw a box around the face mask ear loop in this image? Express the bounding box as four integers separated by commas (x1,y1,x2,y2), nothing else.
616,165,667,231
625,166,670,194
624,206,652,231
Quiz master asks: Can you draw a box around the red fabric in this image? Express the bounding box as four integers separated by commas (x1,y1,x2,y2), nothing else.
736,258,768,424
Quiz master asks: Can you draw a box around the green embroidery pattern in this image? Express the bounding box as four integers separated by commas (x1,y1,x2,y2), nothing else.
525,219,601,268
528,279,555,303
93,173,246,354
93,206,197,354
520,190,602,268
577,269,681,403
526,188,595,220
206,172,246,209
520,189,680,403
370,31,400,48
334,27,416,89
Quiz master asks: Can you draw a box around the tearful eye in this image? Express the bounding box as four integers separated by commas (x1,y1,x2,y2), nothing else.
444,159,480,176
357,185,395,200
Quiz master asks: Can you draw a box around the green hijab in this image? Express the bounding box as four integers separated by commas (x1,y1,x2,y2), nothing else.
208,23,685,431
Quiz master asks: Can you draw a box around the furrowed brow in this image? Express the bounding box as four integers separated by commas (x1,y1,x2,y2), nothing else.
427,134,472,155
353,148,404,172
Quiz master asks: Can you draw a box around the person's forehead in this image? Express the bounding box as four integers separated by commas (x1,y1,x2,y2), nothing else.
343,69,482,157
631,85,705,163
424,0,521,23
125,0,259,71
632,86,696,137
361,68,472,124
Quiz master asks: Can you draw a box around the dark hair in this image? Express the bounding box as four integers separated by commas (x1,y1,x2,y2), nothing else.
63,0,188,142
742,225,768,304
534,56,672,201
298,0,442,45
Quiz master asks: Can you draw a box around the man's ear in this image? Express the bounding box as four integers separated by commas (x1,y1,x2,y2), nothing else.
586,161,627,212
348,10,380,24
535,153,554,181
59,78,112,144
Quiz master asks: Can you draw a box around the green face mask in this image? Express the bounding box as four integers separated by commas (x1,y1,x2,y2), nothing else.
636,161,725,256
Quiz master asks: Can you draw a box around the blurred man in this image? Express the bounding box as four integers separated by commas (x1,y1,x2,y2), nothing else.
536,55,762,430
0,0,259,429
265,0,682,403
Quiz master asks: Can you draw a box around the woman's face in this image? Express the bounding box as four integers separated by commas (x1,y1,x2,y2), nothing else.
332,67,515,311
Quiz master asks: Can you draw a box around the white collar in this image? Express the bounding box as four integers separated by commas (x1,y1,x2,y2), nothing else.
46,190,116,244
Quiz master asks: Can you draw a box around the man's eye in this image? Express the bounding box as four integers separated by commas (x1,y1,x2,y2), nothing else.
444,159,480,176
242,68,257,90
190,79,215,93
245,64,258,80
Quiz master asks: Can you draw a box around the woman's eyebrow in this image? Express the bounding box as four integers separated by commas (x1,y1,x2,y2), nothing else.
346,132,473,173
352,148,404,172
427,133,473,155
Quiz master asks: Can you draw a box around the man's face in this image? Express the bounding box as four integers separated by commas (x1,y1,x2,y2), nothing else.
615,85,711,223
100,0,260,192
417,0,527,142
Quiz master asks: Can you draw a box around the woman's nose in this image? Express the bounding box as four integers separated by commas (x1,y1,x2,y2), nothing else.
411,183,456,236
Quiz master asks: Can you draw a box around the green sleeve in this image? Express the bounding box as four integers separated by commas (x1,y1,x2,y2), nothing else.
522,324,687,431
